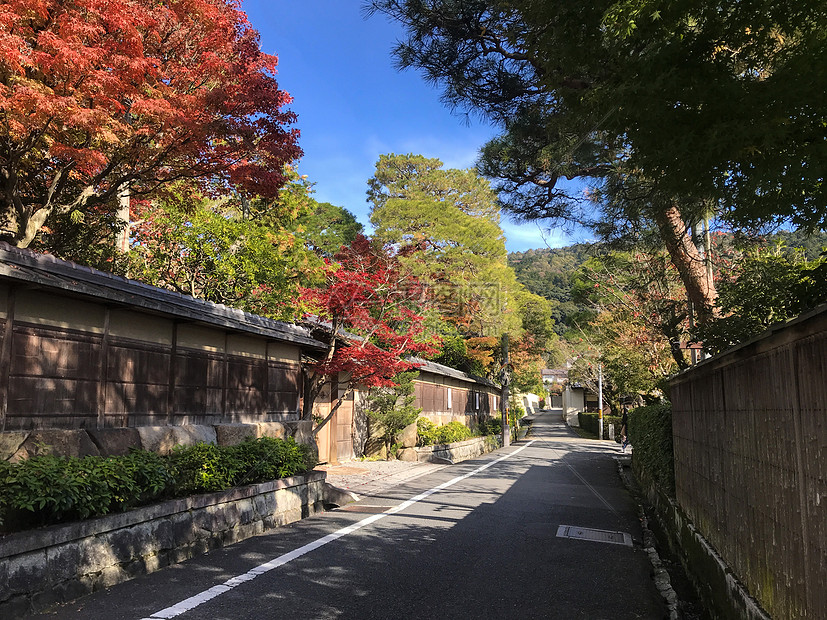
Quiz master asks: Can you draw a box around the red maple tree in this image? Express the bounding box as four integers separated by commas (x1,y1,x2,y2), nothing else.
0,0,301,247
301,235,439,436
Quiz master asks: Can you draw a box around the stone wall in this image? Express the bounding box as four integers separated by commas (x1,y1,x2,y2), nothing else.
0,470,326,617
632,462,770,620
398,435,501,464
0,420,317,462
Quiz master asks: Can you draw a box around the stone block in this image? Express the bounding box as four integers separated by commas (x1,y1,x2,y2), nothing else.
99,565,129,589
171,425,216,448
77,535,118,574
51,577,94,607
154,517,175,551
167,547,192,565
6,550,47,595
323,483,359,507
0,594,32,618
86,428,141,456
45,543,81,585
256,422,287,439
396,422,418,448
289,423,319,464
31,581,65,611
0,431,30,461
137,426,177,455
121,557,151,580
273,488,302,514
215,424,258,446
236,498,255,525
397,447,418,462
16,430,99,459
171,512,197,548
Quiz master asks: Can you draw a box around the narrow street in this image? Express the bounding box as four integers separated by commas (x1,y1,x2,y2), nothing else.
35,412,666,620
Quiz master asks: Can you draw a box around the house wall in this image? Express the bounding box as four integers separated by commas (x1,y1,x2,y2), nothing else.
670,305,827,620
0,285,302,435
562,386,584,426
316,367,501,463
414,369,498,427
516,392,540,414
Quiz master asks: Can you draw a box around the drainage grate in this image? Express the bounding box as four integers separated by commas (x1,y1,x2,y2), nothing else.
556,525,633,547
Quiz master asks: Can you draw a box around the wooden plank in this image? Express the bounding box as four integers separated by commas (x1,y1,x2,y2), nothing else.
96,306,110,429
167,321,178,424
0,286,15,431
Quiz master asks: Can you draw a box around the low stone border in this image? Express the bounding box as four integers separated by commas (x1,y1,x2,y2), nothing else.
398,435,502,464
0,471,326,617
633,464,771,620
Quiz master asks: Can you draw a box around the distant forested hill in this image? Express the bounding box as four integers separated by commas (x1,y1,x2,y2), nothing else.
508,244,593,333
508,230,827,335
770,229,827,259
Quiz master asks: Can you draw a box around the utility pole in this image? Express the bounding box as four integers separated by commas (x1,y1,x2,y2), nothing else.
501,333,510,447
597,363,604,440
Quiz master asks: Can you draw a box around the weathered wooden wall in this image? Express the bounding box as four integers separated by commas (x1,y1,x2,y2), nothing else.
670,306,826,620
414,369,497,425
0,286,302,432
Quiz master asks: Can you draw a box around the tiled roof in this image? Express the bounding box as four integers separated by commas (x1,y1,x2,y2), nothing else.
0,243,326,350
408,357,499,389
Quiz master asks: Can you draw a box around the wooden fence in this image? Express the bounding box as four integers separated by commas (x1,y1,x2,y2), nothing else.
0,244,324,435
670,305,826,620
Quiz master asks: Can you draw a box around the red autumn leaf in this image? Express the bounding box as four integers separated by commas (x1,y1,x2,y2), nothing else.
0,0,301,247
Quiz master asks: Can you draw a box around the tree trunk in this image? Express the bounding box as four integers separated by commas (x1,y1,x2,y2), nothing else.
653,203,718,323
311,384,354,438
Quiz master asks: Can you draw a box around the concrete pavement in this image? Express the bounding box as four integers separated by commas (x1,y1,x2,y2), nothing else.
317,459,448,499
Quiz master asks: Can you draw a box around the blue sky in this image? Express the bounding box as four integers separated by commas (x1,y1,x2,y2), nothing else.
241,1,581,252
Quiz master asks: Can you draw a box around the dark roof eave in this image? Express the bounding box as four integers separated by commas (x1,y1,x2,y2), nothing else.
0,244,327,351
407,357,500,389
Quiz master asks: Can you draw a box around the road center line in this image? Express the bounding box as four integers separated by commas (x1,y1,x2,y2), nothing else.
142,440,536,620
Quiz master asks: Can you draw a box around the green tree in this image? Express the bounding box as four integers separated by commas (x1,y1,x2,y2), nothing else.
364,371,422,455
130,178,324,321
695,246,827,354
368,153,555,389
295,200,363,257
509,243,593,333
367,0,827,231
368,153,523,347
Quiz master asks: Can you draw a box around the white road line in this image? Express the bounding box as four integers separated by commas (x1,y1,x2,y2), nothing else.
142,440,536,620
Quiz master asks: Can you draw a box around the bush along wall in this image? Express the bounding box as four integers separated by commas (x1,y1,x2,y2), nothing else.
628,403,675,497
0,437,316,533
577,412,623,440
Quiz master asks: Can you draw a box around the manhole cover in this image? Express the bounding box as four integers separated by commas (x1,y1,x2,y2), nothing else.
556,525,633,547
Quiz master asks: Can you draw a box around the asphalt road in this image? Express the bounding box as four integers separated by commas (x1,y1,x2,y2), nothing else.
34,413,667,619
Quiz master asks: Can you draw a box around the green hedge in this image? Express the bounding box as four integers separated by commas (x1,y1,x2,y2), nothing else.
416,418,476,446
628,403,675,497
0,437,316,533
577,412,622,440
477,417,502,437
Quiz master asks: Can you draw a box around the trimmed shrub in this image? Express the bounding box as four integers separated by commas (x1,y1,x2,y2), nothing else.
628,403,675,496
416,419,474,446
0,437,315,533
477,417,502,437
